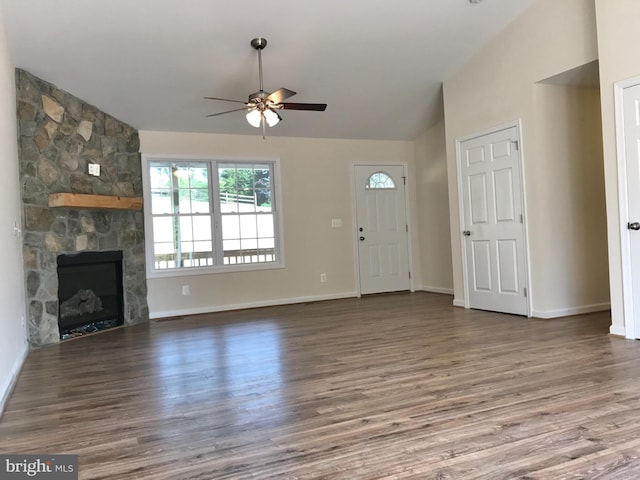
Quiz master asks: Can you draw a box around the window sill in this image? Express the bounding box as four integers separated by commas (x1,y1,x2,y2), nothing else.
146,261,286,279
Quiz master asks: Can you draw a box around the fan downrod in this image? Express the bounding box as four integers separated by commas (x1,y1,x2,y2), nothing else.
250,37,267,50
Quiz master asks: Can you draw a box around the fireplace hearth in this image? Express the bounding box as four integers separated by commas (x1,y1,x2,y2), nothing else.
57,251,124,340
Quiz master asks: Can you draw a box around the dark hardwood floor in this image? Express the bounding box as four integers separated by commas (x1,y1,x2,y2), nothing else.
1,292,639,479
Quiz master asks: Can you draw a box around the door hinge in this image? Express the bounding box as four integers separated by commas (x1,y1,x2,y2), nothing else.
406,224,409,233
524,287,528,298
409,271,411,279
520,214,524,224
512,140,519,151
402,176,406,185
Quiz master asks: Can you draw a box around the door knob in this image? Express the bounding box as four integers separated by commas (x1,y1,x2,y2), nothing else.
463,230,471,236
360,236,365,241
629,222,640,231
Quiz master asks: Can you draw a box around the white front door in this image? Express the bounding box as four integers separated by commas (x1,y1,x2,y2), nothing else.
621,82,640,338
459,126,528,315
354,165,410,295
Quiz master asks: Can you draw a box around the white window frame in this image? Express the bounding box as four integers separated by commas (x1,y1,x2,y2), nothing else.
365,171,397,190
141,154,285,279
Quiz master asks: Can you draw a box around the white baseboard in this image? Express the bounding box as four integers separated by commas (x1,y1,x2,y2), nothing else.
531,302,611,319
0,343,28,419
609,325,626,337
150,291,359,319
453,298,466,308
419,285,454,295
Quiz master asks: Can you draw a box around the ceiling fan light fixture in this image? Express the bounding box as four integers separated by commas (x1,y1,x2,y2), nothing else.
246,109,262,128
264,108,280,127
205,37,327,137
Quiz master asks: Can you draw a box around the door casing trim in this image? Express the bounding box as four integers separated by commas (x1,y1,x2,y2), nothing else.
351,161,414,296
454,119,532,317
614,76,640,339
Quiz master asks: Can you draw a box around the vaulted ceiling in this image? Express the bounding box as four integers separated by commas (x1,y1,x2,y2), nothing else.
0,0,534,140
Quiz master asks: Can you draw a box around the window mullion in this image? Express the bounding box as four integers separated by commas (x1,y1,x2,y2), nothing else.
170,165,183,268
210,160,224,266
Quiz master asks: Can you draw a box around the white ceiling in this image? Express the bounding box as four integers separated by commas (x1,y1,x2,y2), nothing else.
0,0,535,141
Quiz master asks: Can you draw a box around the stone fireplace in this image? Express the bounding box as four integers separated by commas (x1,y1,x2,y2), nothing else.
16,69,149,347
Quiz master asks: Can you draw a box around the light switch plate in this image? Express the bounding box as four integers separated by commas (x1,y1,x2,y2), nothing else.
331,218,343,228
88,163,100,176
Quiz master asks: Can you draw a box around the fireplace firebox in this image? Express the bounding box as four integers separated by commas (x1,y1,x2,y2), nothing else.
57,250,125,339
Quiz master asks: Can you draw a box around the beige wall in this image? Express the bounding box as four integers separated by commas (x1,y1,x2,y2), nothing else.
0,6,28,412
531,84,609,315
139,131,417,317
443,0,605,316
595,0,640,335
414,120,453,293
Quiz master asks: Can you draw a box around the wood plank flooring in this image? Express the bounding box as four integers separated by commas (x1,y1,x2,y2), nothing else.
1,292,639,479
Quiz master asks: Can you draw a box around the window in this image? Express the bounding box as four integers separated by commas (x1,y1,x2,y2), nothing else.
365,171,396,190
145,158,280,275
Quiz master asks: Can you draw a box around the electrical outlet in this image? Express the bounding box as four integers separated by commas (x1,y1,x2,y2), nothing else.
320,273,327,283
182,285,190,295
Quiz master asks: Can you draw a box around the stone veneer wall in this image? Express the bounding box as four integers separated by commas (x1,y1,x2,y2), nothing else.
16,69,149,347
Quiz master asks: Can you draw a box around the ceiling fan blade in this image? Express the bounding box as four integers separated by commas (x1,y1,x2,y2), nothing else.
206,107,251,117
266,88,296,104
279,103,327,111
204,96,247,104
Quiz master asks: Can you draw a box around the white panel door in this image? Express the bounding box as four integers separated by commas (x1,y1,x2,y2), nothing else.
622,83,640,338
460,126,528,315
355,165,410,295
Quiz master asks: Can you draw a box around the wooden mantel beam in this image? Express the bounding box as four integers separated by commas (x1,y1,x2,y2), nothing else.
48,193,143,211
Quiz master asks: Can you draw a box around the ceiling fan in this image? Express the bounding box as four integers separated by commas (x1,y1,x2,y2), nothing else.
205,37,327,139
